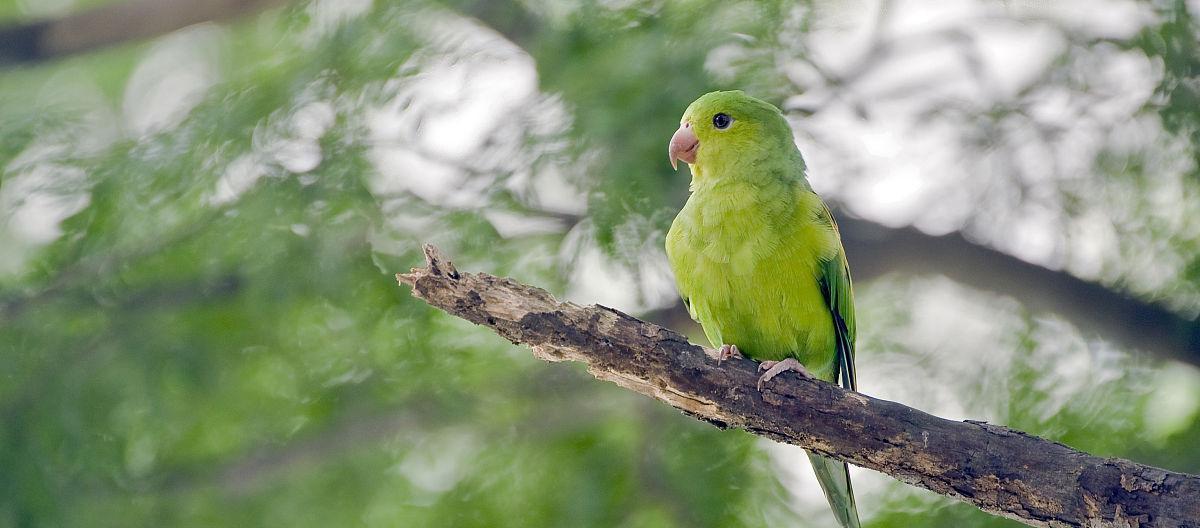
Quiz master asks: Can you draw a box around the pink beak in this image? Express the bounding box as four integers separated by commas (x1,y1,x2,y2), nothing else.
668,122,699,170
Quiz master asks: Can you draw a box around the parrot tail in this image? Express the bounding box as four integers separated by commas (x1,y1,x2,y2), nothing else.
807,451,861,528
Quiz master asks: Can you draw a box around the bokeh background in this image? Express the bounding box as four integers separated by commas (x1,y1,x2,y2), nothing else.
2,0,1200,526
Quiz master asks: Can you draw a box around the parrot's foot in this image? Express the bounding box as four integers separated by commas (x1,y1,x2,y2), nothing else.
756,358,812,391
717,344,743,364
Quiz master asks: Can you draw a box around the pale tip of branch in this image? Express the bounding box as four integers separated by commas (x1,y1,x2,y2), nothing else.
422,243,460,280
396,244,461,287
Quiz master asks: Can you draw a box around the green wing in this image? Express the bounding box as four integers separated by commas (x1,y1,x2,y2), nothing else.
812,200,862,528
817,201,856,392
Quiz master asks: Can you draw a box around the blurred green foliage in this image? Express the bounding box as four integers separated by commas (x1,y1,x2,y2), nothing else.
1,1,1199,527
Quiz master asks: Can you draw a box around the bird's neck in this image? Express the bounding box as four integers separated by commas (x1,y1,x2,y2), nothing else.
687,146,808,194
688,160,810,196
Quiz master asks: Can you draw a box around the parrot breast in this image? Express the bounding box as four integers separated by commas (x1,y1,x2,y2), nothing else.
666,179,841,381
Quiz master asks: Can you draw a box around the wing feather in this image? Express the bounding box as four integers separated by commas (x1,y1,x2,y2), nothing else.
816,201,857,391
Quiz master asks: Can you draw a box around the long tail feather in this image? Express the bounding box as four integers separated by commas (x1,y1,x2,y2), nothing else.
807,451,861,528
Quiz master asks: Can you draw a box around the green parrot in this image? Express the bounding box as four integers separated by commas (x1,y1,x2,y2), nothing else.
665,91,860,528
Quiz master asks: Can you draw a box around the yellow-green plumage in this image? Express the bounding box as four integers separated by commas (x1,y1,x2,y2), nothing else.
665,91,859,528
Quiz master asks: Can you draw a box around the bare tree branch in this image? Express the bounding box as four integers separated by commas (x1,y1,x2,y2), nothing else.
0,0,287,64
397,244,1200,528
836,216,1200,365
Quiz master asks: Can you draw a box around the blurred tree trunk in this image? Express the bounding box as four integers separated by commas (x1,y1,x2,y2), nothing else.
0,0,287,63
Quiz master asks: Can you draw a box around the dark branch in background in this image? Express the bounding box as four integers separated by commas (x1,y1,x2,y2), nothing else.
397,245,1200,528
0,0,286,65
835,216,1200,363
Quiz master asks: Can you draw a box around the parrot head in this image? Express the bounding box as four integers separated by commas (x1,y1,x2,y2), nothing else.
668,90,799,174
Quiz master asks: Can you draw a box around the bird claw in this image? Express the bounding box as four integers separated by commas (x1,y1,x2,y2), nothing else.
716,344,743,364
757,358,813,391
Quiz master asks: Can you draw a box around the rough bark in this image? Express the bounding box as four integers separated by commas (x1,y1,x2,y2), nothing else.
397,244,1200,528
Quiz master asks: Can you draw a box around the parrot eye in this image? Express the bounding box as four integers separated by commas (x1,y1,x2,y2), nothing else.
712,113,732,130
